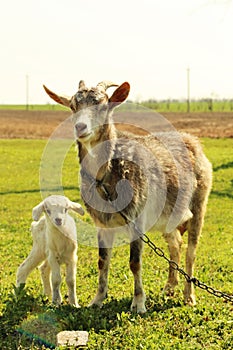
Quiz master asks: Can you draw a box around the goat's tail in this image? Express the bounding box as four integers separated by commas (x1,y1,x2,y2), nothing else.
188,154,212,244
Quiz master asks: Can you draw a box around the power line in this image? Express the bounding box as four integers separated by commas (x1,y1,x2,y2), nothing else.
26,74,29,111
187,67,190,113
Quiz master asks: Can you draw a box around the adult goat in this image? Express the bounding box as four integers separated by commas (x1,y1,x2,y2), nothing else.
43,81,212,313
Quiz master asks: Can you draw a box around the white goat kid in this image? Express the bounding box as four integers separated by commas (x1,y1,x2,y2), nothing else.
16,195,84,306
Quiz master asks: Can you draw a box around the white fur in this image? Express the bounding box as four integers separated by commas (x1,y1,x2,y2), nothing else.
16,195,84,306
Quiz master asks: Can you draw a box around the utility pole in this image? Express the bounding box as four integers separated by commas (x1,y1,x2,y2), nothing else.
26,74,29,111
187,67,190,113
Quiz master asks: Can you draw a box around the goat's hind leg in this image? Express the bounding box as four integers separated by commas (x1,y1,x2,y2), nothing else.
16,247,45,287
163,229,183,296
184,202,207,305
184,226,198,306
184,180,211,306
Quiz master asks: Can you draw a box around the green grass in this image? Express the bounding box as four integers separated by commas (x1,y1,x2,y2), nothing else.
0,104,68,111
0,138,233,349
1,99,233,112
141,100,233,112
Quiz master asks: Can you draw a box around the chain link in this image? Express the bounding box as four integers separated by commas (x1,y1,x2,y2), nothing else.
139,230,233,303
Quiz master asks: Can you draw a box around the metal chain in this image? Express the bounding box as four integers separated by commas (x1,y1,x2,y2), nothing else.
138,228,233,303
92,176,233,303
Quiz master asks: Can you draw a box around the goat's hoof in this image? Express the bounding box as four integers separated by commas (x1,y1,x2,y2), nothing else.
73,303,81,308
163,282,177,297
130,303,147,314
163,287,175,297
130,304,147,314
130,296,146,314
16,283,26,290
52,299,62,306
88,299,103,309
184,295,196,306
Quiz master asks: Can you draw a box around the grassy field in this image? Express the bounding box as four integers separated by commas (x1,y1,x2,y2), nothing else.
0,138,233,349
141,99,233,113
0,104,68,111
1,99,233,112
141,100,233,113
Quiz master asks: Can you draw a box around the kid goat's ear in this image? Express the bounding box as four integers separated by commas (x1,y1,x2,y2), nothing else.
32,201,45,221
108,82,130,108
43,85,71,108
68,200,85,216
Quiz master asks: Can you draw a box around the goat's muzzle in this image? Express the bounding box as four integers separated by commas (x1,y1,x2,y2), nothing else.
55,218,62,226
75,122,91,139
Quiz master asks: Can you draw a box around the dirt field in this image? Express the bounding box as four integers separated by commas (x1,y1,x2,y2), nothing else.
0,110,232,138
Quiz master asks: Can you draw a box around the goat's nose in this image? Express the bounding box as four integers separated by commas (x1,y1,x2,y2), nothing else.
75,122,87,137
55,218,62,226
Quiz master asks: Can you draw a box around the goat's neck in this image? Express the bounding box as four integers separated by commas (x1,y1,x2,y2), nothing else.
77,121,116,181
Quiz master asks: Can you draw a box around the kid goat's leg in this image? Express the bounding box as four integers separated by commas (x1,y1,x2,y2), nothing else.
163,229,183,295
48,253,62,305
130,238,146,313
66,256,79,307
39,260,52,296
16,247,45,287
89,228,115,308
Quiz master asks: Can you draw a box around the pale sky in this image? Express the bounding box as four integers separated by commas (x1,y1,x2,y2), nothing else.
1,0,233,104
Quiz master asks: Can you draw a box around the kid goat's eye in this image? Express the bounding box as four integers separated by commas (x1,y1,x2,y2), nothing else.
46,209,51,215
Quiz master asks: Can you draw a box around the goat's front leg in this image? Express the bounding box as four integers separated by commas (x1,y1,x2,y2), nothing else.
39,260,52,296
48,253,62,305
66,256,80,307
130,238,146,313
89,229,114,308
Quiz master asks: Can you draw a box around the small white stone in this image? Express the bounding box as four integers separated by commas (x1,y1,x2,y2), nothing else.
57,330,88,347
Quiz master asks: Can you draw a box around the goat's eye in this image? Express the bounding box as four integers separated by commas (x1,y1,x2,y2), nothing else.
70,102,77,112
64,208,68,213
46,209,51,215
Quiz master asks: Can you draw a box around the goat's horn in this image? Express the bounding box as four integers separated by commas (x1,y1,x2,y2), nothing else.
96,81,118,91
78,80,86,89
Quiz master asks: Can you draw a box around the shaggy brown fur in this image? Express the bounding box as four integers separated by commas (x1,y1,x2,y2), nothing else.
44,81,212,313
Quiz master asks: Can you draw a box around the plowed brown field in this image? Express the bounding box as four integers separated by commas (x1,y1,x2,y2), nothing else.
0,110,232,138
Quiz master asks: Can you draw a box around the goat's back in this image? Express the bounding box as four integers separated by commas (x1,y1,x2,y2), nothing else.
116,129,211,184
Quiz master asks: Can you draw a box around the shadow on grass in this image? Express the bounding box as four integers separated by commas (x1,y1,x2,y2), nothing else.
0,285,49,349
0,286,182,349
0,186,78,196
213,161,233,172
51,294,182,333
210,190,233,200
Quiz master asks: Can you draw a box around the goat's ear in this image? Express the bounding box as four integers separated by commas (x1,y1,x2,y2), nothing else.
68,200,85,216
43,85,71,108
108,82,130,108
32,201,44,221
